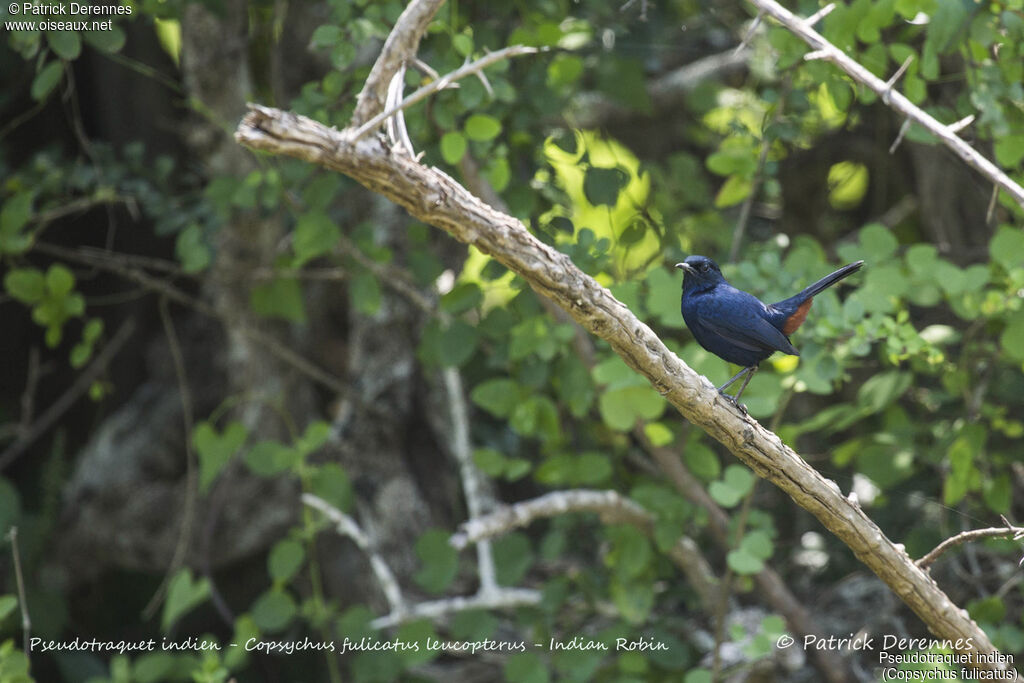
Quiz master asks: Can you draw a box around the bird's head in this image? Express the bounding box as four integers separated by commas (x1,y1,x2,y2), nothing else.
675,255,725,293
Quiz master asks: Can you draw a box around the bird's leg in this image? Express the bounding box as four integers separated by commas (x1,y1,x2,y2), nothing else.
731,365,758,405
716,365,758,412
717,366,753,393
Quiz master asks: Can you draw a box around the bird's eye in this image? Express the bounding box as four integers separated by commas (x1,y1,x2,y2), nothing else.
700,263,709,272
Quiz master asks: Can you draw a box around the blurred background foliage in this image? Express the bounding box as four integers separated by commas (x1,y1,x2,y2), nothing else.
1,0,1023,681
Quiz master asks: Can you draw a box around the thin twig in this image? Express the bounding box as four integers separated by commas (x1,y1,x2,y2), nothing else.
881,55,914,104
451,490,651,548
748,0,1024,208
17,349,42,440
889,118,912,154
917,519,1024,569
385,64,417,158
442,368,498,593
142,298,200,620
351,46,542,141
948,115,975,134
302,494,406,614
729,85,787,263
986,184,999,225
0,320,136,472
7,527,31,660
803,3,835,27
451,488,722,608
351,0,447,127
370,587,542,629
735,10,764,54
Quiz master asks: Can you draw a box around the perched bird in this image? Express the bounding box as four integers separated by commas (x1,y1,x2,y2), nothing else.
676,256,864,407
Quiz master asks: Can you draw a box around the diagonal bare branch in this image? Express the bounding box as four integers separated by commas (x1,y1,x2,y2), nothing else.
234,103,1014,676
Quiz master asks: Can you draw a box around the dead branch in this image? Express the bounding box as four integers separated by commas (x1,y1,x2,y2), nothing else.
235,102,1011,675
918,518,1024,570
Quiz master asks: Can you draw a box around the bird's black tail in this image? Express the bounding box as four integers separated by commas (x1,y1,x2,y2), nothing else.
772,260,864,309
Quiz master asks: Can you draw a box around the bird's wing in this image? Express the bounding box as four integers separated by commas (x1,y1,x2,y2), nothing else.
694,291,800,357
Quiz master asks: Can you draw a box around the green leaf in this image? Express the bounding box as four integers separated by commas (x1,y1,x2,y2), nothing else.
740,530,774,560
982,474,1011,514
598,385,666,431
484,155,511,192
493,532,533,585
611,579,655,623
175,223,211,273
309,463,353,512
47,30,81,60
46,264,74,297
857,371,911,414
438,318,478,367
31,60,63,101
643,421,674,447
4,268,45,304
414,529,459,593
646,267,684,328
348,270,381,317
396,619,440,666
296,420,331,455
440,131,467,164
683,441,720,482
268,538,305,583
708,465,755,508
0,595,17,622
310,25,343,49
473,447,507,476
471,378,521,418
451,609,498,640
194,420,247,493
943,435,976,505
554,355,594,417
244,440,297,477
990,226,1024,272
250,277,307,323
0,192,35,254
859,222,899,261
441,282,483,314
464,114,502,141
510,395,560,441
607,526,652,580
504,653,550,683
251,589,297,632
535,452,612,486
994,135,1024,168
83,25,126,53
713,174,752,208
726,548,764,575
1000,312,1024,363
161,569,210,632
293,211,340,266
452,33,473,57
583,166,628,207
547,53,584,88
133,653,177,683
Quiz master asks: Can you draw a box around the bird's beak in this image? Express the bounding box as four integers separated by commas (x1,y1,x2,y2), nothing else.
675,263,696,276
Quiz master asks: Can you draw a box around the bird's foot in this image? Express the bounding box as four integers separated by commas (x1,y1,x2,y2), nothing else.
718,391,748,415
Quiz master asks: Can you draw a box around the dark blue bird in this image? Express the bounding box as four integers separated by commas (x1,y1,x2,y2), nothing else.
676,256,864,407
